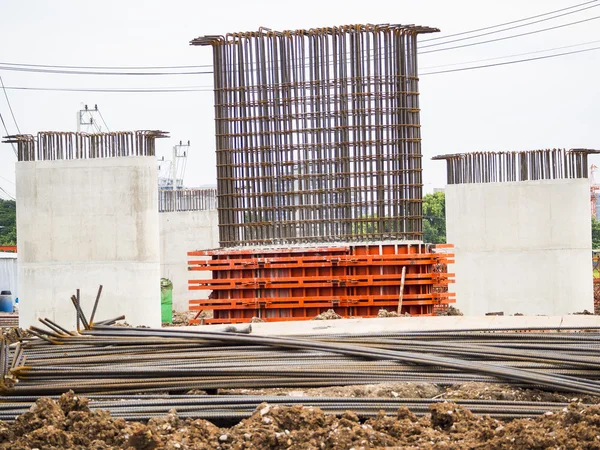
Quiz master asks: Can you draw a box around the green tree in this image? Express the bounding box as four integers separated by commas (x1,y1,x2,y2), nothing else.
592,217,600,249
0,200,16,246
423,191,446,244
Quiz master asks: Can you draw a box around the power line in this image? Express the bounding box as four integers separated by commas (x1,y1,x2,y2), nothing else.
0,6,596,77
0,66,212,76
420,2,600,48
0,2,596,74
420,38,600,70
1,86,212,93
421,44,600,75
1,41,599,93
0,62,211,70
420,14,600,54
0,76,21,134
97,110,110,132
421,0,599,42
0,0,595,72
0,174,14,186
0,185,14,201
0,110,17,156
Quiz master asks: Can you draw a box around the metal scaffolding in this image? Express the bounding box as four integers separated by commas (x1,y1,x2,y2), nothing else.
3,131,168,162
433,149,600,185
158,188,217,212
192,24,438,247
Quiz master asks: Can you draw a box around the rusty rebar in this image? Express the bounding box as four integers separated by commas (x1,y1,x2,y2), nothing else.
433,149,600,185
192,24,439,246
158,188,217,212
3,131,169,162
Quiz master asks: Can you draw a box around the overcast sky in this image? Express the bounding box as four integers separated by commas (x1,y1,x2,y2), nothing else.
0,0,599,199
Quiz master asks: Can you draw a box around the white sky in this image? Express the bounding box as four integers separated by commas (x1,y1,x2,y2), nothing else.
0,0,599,199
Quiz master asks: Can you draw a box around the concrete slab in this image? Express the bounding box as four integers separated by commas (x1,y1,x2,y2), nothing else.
174,315,600,336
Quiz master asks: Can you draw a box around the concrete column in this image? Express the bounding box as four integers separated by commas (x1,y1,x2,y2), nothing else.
159,209,219,312
446,179,593,316
16,156,161,329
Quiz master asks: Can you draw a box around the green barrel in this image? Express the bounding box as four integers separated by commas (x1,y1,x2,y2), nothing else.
160,278,173,324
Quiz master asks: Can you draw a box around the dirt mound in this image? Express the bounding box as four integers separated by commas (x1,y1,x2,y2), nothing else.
435,306,463,316
221,382,444,399
5,393,600,449
439,382,600,404
312,309,343,320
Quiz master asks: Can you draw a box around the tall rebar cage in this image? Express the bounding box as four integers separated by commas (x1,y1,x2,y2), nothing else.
4,131,168,162
192,24,439,247
433,149,600,185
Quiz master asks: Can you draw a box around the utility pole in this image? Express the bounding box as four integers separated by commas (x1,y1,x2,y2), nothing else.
76,104,109,133
171,141,190,190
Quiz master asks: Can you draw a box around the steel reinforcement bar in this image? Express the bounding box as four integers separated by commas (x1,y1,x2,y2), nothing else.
192,24,439,246
433,149,600,185
3,130,169,162
158,188,217,213
0,396,585,422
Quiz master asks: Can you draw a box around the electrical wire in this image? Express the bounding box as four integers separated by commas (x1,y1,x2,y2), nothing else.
420,38,600,70
420,2,600,48
0,62,212,70
0,174,14,189
0,37,598,94
0,1,596,72
97,110,110,132
2,42,599,92
0,86,212,93
0,185,15,201
421,0,599,42
421,44,600,75
0,66,212,76
0,110,17,156
420,14,600,54
0,2,598,74
0,77,21,134
0,9,596,78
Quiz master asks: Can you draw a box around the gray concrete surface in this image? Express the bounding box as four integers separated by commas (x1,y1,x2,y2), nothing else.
159,209,219,312
17,156,161,329
446,178,593,316
176,315,600,335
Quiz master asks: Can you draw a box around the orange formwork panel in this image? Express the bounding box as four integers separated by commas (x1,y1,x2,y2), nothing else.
188,243,455,324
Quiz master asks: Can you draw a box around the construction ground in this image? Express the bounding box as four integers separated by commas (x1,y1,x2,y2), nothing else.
1,20,600,450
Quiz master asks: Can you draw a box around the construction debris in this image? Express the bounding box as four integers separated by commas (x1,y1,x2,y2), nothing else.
435,306,463,316
312,309,343,320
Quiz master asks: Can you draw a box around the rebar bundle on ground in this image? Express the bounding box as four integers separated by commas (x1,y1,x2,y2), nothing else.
4,322,600,396
192,24,438,246
2,296,600,422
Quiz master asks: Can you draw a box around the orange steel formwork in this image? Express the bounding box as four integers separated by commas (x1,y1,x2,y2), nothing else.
188,244,454,324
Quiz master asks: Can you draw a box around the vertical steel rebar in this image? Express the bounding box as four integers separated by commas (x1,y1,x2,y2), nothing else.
192,24,439,246
432,149,598,184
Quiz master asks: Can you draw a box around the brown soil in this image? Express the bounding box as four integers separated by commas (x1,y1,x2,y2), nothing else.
220,382,443,399
4,391,600,449
220,381,600,404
